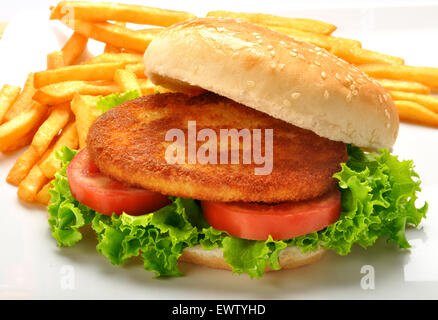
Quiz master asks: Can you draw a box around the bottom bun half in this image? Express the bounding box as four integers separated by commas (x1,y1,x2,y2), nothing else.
179,245,326,272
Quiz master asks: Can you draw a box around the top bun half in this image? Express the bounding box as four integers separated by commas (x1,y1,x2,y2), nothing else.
144,18,399,150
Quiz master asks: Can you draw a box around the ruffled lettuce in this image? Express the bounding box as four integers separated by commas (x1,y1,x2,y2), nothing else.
91,197,204,277
96,90,140,113
47,145,427,278
47,148,95,247
286,145,428,255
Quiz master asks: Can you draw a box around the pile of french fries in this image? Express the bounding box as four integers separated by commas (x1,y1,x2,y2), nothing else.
0,1,182,205
0,1,437,206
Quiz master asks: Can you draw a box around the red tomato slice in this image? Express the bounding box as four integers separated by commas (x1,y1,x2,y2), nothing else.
201,188,341,241
67,148,171,216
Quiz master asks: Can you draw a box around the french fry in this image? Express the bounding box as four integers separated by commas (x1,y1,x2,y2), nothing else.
360,64,438,89
395,100,438,128
34,62,125,88
264,25,361,50
104,44,122,54
47,33,88,69
138,78,158,95
109,19,147,52
104,22,125,53
61,32,88,65
40,122,78,179
17,165,49,203
138,78,169,95
30,103,71,155
121,48,145,55
207,11,336,35
0,84,21,123
0,102,47,152
114,69,141,94
17,147,53,203
390,91,438,114
377,79,431,95
70,95,102,148
50,1,196,27
83,53,143,65
6,146,40,186
331,46,404,65
4,73,36,121
62,20,158,53
1,127,38,153
125,63,146,78
47,51,65,69
36,180,53,205
33,81,121,105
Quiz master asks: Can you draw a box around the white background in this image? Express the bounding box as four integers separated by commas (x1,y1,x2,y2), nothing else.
1,0,438,22
0,0,438,299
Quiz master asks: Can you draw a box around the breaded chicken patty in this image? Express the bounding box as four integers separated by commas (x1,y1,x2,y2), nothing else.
87,93,347,203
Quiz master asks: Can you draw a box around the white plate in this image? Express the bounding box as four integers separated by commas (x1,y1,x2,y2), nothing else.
0,1,438,299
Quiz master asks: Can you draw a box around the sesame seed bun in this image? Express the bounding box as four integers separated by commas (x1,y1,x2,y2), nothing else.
179,245,326,272
144,18,399,149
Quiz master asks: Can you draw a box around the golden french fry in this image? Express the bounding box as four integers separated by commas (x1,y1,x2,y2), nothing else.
138,78,169,95
83,53,143,65
6,146,39,186
33,81,121,105
1,127,38,154
104,21,125,53
0,84,21,123
377,79,431,95
360,64,438,89
34,62,125,88
17,147,53,203
31,103,71,155
390,91,438,114
51,1,196,27
18,165,49,203
263,25,360,50
70,95,102,148
124,63,146,78
395,100,438,128
40,121,78,179
4,73,36,121
36,180,53,205
62,32,88,65
62,20,158,53
47,51,65,69
121,48,145,55
104,44,122,53
0,102,47,152
331,46,404,65
114,69,141,94
207,11,336,35
138,78,157,95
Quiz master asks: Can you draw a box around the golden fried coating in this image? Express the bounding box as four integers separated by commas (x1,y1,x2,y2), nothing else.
87,93,347,202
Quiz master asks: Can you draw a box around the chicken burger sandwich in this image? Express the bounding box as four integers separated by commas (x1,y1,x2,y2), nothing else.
48,18,427,278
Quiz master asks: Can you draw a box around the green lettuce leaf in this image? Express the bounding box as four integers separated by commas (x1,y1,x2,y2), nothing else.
222,236,287,278
200,228,287,278
96,90,140,113
287,145,428,255
91,197,204,277
200,226,228,250
47,147,95,247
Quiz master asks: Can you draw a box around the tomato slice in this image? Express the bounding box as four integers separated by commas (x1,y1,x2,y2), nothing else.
201,188,341,241
67,148,171,216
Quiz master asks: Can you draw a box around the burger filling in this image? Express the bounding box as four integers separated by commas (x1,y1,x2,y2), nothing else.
47,93,427,278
